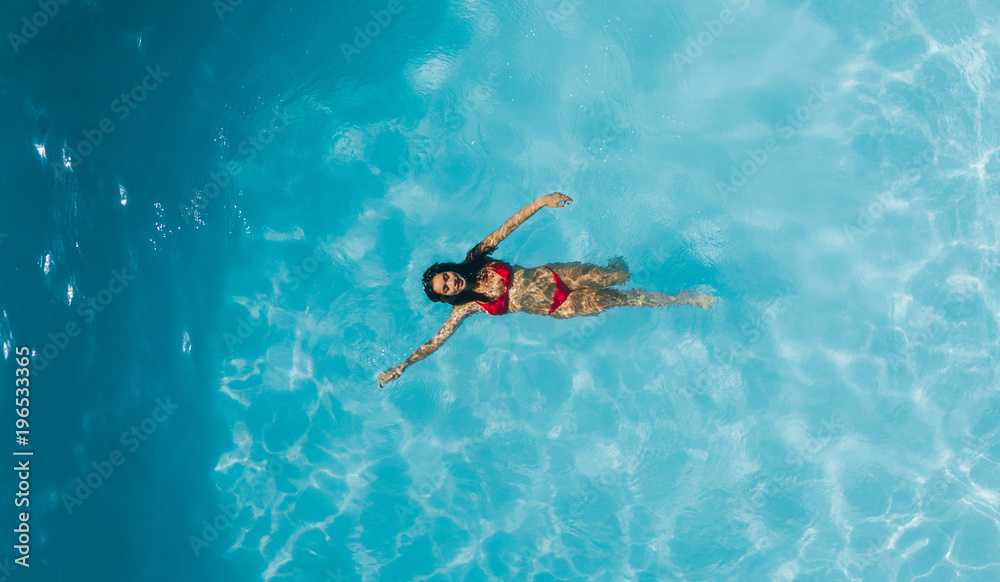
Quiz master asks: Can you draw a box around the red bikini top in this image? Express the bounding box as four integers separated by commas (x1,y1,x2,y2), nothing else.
475,262,512,315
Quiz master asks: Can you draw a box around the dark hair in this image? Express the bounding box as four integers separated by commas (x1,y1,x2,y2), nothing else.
422,244,497,305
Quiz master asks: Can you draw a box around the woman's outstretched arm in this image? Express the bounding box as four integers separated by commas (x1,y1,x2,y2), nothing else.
378,302,481,388
466,192,573,260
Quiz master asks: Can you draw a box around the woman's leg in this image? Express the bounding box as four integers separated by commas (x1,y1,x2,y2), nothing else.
623,289,715,309
549,288,714,319
546,257,630,289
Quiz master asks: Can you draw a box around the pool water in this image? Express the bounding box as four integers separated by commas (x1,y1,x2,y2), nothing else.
2,0,999,580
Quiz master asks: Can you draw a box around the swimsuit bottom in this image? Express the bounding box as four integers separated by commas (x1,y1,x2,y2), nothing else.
547,267,570,313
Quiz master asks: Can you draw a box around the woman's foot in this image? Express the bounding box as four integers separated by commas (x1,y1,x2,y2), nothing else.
681,291,716,309
607,255,629,274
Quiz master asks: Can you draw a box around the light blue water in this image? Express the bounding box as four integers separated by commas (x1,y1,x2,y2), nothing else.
2,0,1000,580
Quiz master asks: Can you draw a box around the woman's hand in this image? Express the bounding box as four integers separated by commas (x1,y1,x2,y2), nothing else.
539,192,573,208
378,365,404,389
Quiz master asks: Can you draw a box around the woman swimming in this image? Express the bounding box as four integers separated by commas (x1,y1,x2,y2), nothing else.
377,193,715,388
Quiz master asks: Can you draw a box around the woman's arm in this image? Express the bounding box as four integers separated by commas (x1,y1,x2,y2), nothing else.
378,303,480,388
466,192,573,260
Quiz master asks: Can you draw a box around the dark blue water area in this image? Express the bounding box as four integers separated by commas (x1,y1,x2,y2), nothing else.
0,0,459,576
0,0,382,579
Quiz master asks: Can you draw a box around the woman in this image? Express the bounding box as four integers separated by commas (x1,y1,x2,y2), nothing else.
377,193,715,388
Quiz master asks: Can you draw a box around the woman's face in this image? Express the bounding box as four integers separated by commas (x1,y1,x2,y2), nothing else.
431,271,465,296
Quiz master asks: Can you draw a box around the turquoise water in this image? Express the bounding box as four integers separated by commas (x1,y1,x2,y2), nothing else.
2,0,1000,580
